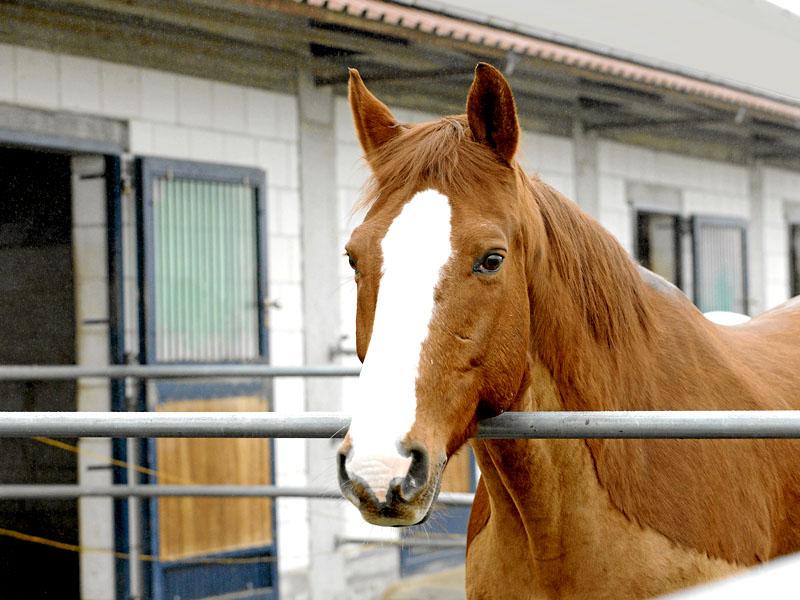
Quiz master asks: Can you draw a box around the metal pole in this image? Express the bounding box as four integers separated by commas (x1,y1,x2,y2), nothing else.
0,412,349,438
4,411,800,438
334,536,466,549
0,485,474,505
0,365,360,380
126,437,142,600
474,411,800,439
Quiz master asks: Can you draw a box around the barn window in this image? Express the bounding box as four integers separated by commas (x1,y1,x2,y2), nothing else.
691,216,748,314
635,211,683,289
139,159,267,363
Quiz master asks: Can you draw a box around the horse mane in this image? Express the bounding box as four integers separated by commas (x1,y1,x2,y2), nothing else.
526,176,655,354
356,115,514,214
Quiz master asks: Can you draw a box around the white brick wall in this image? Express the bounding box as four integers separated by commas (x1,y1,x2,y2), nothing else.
518,131,575,199
60,55,102,113
0,44,14,102
597,141,751,253
15,46,59,109
140,70,178,123
72,155,115,600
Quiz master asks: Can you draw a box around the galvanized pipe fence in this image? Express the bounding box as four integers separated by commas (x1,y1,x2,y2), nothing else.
4,365,800,502
0,364,360,380
0,484,474,505
5,363,800,555
4,410,800,439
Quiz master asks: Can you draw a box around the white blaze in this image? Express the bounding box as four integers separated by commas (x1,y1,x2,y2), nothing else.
346,189,452,501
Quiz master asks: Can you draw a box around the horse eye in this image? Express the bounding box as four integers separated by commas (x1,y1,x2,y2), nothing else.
348,255,357,271
475,253,504,274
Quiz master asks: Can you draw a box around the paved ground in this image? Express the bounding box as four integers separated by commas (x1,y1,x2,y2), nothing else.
382,566,466,600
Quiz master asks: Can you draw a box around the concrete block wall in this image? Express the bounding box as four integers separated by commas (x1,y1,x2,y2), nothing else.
71,155,115,600
518,130,576,200
597,140,751,254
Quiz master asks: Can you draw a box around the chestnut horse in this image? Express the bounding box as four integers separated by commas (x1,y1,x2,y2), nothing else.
336,63,800,598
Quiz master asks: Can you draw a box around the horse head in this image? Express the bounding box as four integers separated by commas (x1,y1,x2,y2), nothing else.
337,64,539,526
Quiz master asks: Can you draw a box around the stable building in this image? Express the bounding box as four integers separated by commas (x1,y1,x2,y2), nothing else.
0,1,798,599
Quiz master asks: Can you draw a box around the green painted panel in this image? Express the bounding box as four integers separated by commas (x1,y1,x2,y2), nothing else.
695,221,746,314
153,176,258,361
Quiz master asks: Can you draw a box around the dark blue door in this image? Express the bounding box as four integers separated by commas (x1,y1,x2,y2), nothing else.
137,158,277,600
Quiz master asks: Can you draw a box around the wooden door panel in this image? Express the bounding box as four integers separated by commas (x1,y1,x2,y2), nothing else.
155,397,272,561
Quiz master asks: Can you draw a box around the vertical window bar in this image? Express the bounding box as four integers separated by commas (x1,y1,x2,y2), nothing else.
247,187,258,357
220,182,231,361
194,179,201,360
214,181,222,360
789,223,800,296
202,181,212,362
239,185,249,359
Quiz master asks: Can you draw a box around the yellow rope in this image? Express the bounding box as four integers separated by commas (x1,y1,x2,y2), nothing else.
22,438,281,565
32,437,193,484
0,526,277,564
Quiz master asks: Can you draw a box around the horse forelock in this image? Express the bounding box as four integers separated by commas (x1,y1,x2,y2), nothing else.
355,114,516,216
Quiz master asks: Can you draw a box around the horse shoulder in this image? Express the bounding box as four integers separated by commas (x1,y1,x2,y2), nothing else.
590,438,784,564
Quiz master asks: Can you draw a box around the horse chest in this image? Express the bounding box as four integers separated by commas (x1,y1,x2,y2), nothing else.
468,440,739,599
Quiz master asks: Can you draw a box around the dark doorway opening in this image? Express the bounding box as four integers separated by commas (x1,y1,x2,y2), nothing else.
635,211,683,290
0,146,79,599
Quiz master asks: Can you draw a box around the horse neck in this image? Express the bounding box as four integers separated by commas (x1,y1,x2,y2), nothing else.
471,362,606,584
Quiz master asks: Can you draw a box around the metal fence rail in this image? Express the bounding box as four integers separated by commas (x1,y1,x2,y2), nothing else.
335,536,466,549
3,411,800,438
0,484,474,505
0,364,360,380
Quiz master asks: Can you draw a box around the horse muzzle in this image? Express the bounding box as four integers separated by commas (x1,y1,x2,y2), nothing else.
337,443,440,526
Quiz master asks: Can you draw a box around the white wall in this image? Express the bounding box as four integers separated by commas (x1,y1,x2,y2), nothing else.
595,140,800,312
518,130,575,200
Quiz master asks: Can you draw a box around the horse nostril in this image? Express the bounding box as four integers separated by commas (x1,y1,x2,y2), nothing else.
400,447,429,501
337,449,350,487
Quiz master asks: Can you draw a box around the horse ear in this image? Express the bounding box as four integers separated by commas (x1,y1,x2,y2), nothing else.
466,63,520,164
348,68,401,163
